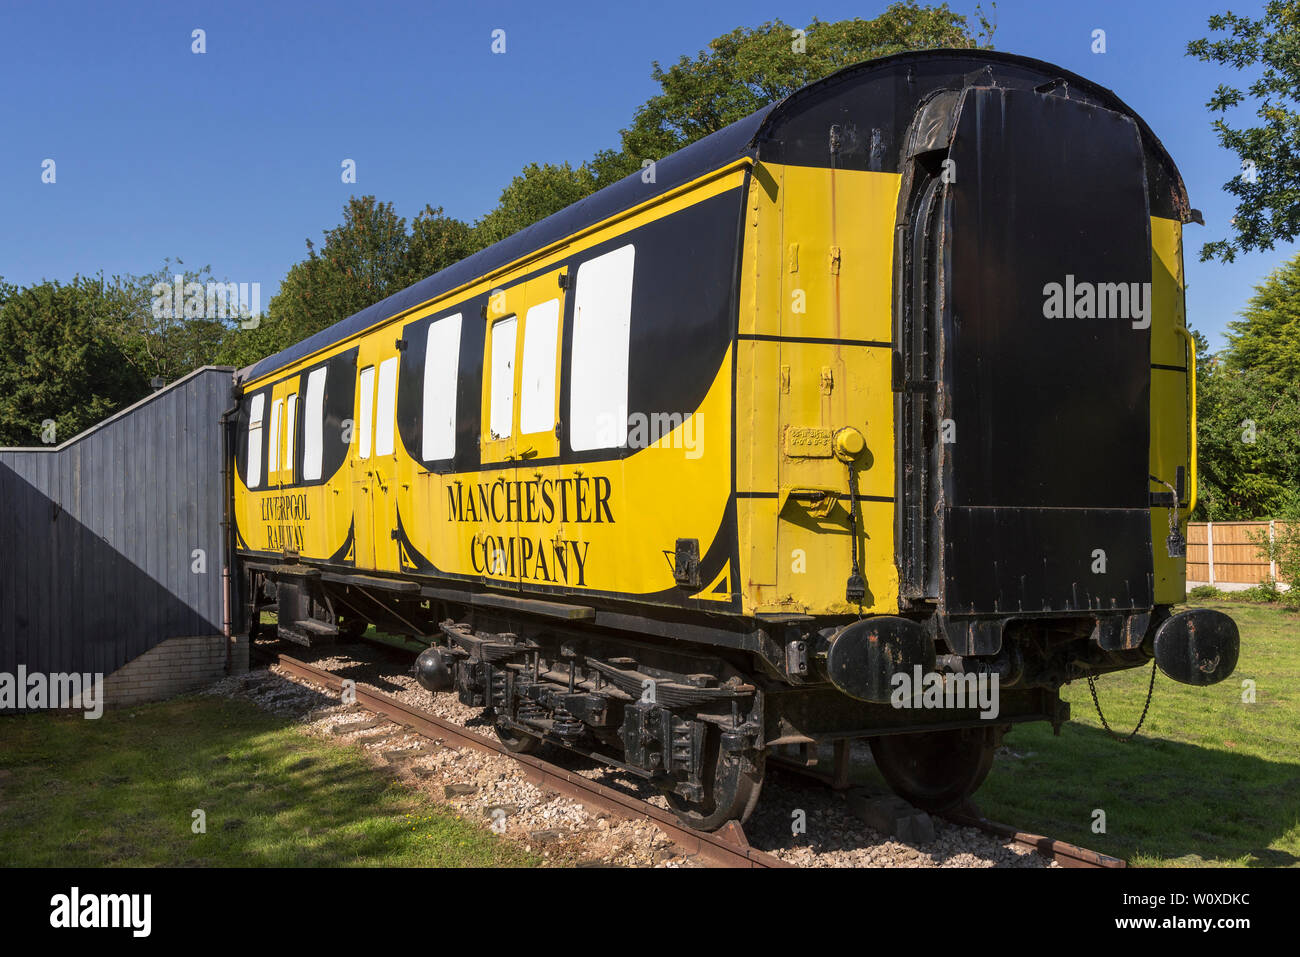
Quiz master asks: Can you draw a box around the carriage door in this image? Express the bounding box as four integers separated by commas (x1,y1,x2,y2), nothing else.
919,86,1154,625
479,268,567,590
351,350,379,570
370,353,402,573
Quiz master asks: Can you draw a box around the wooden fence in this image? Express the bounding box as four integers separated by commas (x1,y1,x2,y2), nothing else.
1186,521,1293,588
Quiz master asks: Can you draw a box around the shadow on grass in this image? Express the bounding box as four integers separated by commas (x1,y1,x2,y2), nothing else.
0,692,529,868
970,719,1300,867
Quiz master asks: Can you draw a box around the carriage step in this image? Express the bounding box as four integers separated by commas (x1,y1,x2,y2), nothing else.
278,619,340,646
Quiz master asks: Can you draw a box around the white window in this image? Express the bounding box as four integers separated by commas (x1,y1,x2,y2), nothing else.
570,244,635,450
488,316,517,440
375,356,398,456
520,298,560,435
284,394,297,479
302,367,327,480
267,397,283,475
246,393,265,489
357,365,375,460
422,313,462,460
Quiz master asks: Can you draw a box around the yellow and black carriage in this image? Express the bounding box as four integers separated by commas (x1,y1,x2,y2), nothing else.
229,50,1239,829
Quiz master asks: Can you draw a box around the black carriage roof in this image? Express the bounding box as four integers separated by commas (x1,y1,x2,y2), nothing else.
239,48,1186,384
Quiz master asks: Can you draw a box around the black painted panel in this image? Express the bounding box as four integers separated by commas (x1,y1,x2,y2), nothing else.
937,88,1154,615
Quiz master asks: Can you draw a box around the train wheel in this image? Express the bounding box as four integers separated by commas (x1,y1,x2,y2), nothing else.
664,730,765,832
339,617,367,640
868,727,997,812
493,719,544,755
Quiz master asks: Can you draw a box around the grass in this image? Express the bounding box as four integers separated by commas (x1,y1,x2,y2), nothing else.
939,600,1299,867
0,694,537,867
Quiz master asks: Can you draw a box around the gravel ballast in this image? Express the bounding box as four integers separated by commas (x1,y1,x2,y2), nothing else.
205,639,1055,869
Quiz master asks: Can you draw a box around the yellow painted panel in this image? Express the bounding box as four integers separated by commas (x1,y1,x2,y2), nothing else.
1149,215,1190,604
735,161,901,616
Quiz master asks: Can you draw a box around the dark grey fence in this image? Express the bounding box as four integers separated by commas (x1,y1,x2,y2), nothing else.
0,366,233,677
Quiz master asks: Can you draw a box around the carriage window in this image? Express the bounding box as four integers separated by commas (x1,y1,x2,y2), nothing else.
488,315,518,440
283,394,298,481
520,298,560,435
422,313,462,461
246,393,265,488
267,397,283,475
570,244,634,450
357,365,375,460
302,367,327,480
375,356,398,456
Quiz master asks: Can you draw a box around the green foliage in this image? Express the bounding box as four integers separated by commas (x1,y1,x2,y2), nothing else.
1224,252,1300,384
472,162,603,248
1194,360,1300,519
620,4,994,162
1195,253,1300,520
1230,579,1284,603
1276,523,1300,603
113,259,235,383
1187,584,1222,599
1248,521,1300,604
216,198,476,369
5,7,1002,418
0,262,245,445
463,4,994,298
1187,1,1300,262
0,276,149,446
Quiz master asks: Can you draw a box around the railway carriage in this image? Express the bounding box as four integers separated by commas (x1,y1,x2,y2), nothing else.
228,50,1239,830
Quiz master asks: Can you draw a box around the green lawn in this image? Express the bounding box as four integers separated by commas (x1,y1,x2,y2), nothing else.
953,600,1299,867
0,694,536,867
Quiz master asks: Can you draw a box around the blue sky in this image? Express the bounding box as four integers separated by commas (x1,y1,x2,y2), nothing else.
0,0,1289,351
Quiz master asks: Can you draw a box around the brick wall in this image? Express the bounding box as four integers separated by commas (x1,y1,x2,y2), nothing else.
100,633,249,706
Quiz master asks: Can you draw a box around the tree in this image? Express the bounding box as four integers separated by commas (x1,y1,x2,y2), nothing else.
1223,252,1300,385
1195,360,1300,519
109,259,236,385
222,6,999,368
463,6,994,259
0,277,148,446
473,162,602,248
1187,1,1300,262
620,4,995,162
406,205,478,283
1193,257,1300,520
217,198,478,370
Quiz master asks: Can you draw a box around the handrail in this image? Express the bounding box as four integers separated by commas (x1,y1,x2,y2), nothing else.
1173,325,1198,515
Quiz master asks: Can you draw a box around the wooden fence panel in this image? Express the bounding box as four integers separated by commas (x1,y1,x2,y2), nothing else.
1186,521,1293,587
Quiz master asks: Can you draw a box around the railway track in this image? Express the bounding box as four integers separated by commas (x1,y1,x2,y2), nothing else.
261,648,787,868
766,756,1126,869
253,642,1124,870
